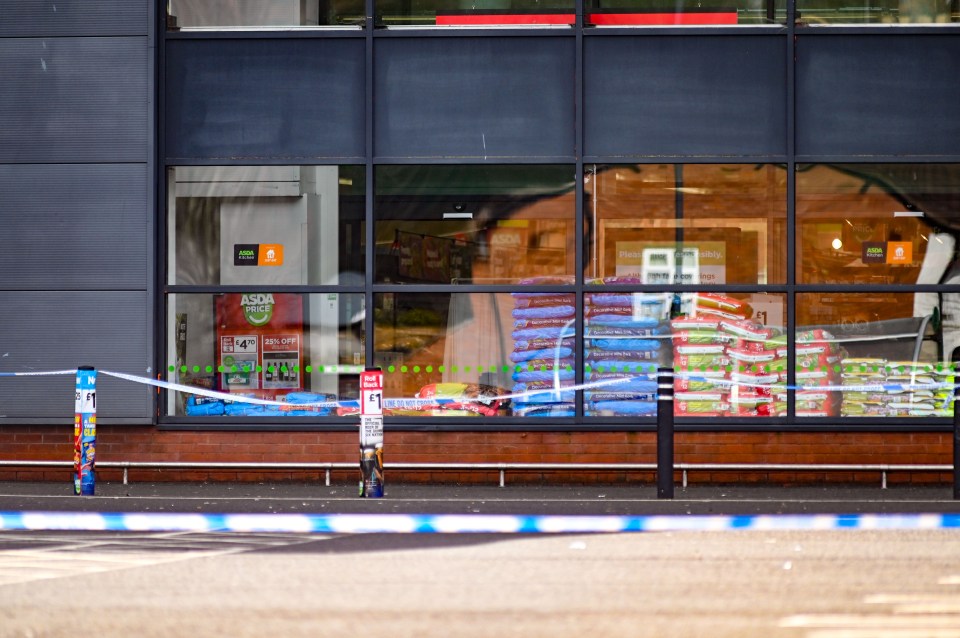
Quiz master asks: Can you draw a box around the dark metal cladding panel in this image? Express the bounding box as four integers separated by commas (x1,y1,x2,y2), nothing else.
584,36,787,158
796,35,960,157
0,292,152,420
165,39,366,160
0,164,148,290
0,37,148,163
374,38,575,159
0,0,148,37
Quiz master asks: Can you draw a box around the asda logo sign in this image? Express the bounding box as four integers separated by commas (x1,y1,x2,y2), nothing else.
241,293,274,326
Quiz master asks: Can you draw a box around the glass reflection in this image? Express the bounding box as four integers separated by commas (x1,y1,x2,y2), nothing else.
375,165,576,285
375,0,576,26
374,292,574,417
797,293,951,417
585,164,787,285
797,164,960,287
587,0,787,25
167,166,365,286
167,0,366,28
796,0,959,24
166,293,364,417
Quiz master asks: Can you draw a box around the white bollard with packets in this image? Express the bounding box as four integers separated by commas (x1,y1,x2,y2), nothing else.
359,367,384,498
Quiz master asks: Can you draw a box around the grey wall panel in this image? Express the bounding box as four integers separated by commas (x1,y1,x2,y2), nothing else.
584,36,787,158
0,0,148,37
796,35,960,157
374,38,575,159
0,164,147,290
165,39,365,160
0,37,148,163
0,292,152,420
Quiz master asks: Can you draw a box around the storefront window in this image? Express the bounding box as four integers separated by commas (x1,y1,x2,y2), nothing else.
795,0,959,24
585,164,787,285
797,164,960,287
167,0,366,28
375,165,576,285
167,166,364,287
581,291,786,418
375,0,576,26
373,291,575,417
587,0,787,25
165,293,365,417
797,293,951,417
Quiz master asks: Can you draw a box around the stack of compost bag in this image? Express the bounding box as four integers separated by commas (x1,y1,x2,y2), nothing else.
510,289,577,417
582,288,664,416
841,359,953,417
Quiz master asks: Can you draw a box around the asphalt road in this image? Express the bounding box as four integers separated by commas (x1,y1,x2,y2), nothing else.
1,481,960,637
1,527,959,637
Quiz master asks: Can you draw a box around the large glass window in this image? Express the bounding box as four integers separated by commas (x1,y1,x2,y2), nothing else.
585,164,787,285
796,0,959,24
168,166,364,287
165,164,366,419
375,165,576,285
375,0,576,26
797,164,960,287
166,293,365,417
587,0,787,25
167,0,366,28
580,291,786,418
797,293,951,417
373,291,575,417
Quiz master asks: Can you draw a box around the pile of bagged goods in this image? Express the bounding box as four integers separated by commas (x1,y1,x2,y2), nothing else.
508,278,577,416
671,294,844,418
841,359,954,417
582,278,663,416
186,285,954,419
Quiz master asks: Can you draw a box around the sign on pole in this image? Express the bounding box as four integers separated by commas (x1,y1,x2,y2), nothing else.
359,367,384,498
73,366,97,496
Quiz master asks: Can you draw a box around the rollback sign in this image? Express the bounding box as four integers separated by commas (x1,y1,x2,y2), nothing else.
359,368,384,498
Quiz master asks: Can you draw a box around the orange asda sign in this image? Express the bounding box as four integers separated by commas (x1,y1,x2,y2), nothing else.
886,241,912,264
258,244,283,266
233,244,284,267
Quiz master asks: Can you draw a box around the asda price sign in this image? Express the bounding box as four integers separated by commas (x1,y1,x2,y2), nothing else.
241,293,274,326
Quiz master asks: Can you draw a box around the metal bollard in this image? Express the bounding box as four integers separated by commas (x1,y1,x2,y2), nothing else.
73,366,97,496
359,367,384,498
657,366,674,499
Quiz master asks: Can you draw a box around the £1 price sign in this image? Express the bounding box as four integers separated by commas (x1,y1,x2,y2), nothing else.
359,368,384,498
359,367,383,447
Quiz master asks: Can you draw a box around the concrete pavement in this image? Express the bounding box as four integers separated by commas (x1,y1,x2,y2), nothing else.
1,481,959,515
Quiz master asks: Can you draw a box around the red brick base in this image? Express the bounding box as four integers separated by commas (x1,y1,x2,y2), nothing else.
0,425,952,485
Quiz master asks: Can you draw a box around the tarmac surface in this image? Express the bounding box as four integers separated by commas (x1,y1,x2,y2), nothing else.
3,482,960,637
1,480,959,516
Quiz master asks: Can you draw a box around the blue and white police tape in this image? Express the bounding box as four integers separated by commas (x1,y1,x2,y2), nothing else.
0,369,78,377
1,510,959,533
2,368,959,410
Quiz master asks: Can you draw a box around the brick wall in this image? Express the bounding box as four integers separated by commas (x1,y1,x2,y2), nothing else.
0,425,952,485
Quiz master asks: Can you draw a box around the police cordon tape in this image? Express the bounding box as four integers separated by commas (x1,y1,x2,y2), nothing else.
1,510,959,533
0,368,957,409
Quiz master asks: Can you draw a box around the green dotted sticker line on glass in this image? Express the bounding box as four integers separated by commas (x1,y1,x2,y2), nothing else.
167,361,960,376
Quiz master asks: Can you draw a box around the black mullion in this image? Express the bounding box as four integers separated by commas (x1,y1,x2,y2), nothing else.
575,0,585,420
786,0,797,422
365,0,376,367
